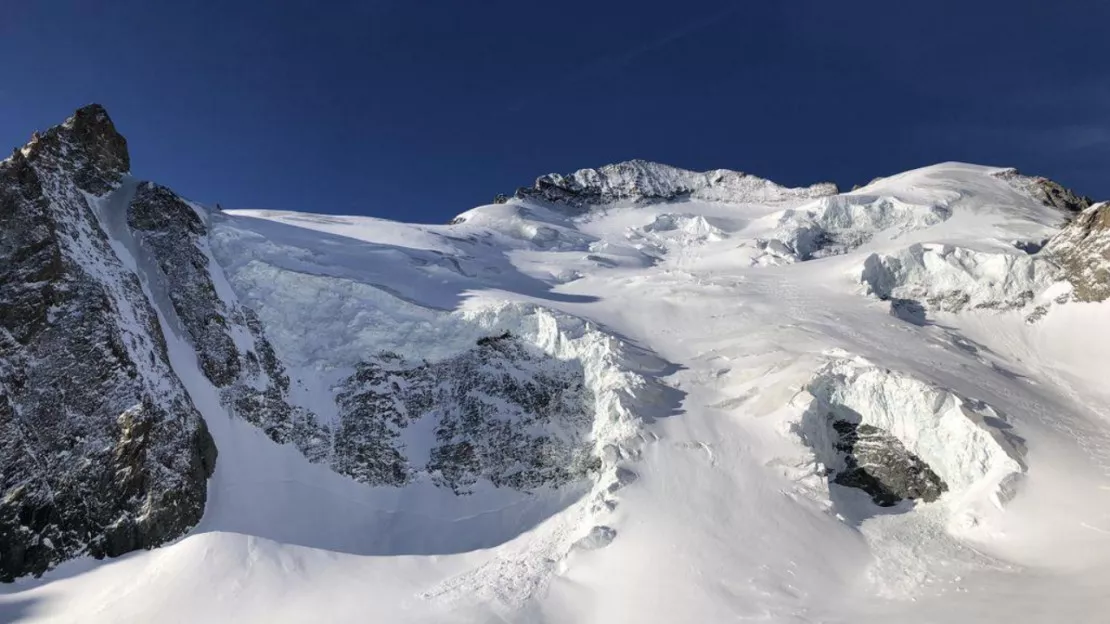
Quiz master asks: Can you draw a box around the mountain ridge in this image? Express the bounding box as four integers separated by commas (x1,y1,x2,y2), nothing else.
508,158,841,209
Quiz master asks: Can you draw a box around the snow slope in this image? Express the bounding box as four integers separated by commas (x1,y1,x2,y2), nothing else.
4,161,1110,623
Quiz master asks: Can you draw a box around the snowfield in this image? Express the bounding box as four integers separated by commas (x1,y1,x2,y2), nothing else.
4,161,1110,623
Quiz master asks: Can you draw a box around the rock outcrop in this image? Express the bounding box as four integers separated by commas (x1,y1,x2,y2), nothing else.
829,420,947,506
991,168,1092,214
335,333,598,494
126,181,329,462
1043,202,1110,302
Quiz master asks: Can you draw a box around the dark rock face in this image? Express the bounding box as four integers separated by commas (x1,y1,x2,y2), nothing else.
422,333,598,493
123,167,589,499
0,107,215,582
888,298,928,326
1013,238,1048,255
573,525,617,550
22,104,129,196
334,333,598,494
334,352,423,486
829,420,946,507
1043,202,1110,302
126,181,329,463
129,182,241,386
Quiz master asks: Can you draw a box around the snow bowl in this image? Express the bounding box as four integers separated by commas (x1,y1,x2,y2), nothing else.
199,250,669,557
795,359,1027,520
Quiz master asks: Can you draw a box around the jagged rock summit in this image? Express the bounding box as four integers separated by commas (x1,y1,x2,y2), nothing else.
513,158,839,208
17,103,130,195
1,104,215,582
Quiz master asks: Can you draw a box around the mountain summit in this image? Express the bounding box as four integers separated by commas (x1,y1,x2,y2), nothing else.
513,158,839,208
17,103,130,194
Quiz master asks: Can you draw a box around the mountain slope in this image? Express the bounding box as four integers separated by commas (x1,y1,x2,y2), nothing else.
2,107,1110,623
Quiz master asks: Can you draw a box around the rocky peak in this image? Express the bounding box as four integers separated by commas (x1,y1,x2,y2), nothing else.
1,105,213,582
991,168,1092,214
1044,201,1110,301
17,104,130,195
513,159,838,209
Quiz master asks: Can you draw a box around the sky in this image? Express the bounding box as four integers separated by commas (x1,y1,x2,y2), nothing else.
1,0,1107,223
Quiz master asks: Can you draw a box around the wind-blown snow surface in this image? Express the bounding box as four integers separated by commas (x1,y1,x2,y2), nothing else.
4,162,1110,623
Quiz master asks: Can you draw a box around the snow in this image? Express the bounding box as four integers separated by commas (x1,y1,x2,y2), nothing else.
859,243,1063,314
768,193,953,260
5,161,1110,623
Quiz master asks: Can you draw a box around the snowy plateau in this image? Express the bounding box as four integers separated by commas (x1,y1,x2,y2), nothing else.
2,106,1110,623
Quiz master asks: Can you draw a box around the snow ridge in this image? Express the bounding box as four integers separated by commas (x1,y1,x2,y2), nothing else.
514,159,838,208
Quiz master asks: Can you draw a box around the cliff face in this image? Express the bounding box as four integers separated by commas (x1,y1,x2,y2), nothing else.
0,106,216,581
334,334,597,493
124,181,329,464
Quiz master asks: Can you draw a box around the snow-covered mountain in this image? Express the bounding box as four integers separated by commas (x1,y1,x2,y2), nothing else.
2,106,1110,623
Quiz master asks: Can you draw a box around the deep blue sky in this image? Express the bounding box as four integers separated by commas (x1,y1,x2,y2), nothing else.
2,1,1107,222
